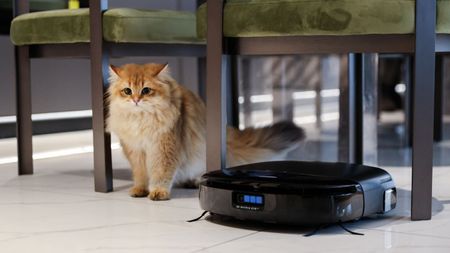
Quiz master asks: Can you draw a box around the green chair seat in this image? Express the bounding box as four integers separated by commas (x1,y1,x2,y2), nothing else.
103,8,203,44
10,8,90,45
11,8,203,46
197,0,450,39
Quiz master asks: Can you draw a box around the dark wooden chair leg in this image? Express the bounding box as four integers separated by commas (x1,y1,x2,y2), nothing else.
197,57,207,102
13,0,32,175
206,0,226,172
354,53,364,165
15,45,33,175
315,60,323,129
361,53,379,165
434,54,444,142
228,55,240,128
411,0,435,220
402,55,414,147
241,58,252,128
338,54,363,164
338,55,351,162
90,0,113,192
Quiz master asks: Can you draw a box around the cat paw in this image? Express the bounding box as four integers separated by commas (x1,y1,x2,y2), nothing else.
149,187,170,201
129,186,149,197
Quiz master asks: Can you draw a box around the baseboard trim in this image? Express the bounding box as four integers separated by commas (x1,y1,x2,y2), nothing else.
0,117,92,138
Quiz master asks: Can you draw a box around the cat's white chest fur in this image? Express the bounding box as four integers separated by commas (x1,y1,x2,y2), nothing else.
108,103,173,145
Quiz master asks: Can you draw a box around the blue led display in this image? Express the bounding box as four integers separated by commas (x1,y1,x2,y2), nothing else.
241,194,263,205
255,196,263,204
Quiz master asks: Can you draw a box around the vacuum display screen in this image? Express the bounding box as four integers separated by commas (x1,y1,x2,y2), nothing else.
233,192,264,211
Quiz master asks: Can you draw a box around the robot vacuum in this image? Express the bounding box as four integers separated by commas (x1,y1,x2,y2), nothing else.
199,161,396,225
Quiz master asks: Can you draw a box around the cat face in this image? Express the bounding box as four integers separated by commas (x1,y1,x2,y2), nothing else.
108,63,172,112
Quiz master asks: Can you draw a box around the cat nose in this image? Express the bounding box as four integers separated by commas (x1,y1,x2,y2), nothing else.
132,98,140,105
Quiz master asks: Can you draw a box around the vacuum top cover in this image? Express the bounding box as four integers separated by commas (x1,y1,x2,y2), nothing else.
199,161,396,225
203,161,393,195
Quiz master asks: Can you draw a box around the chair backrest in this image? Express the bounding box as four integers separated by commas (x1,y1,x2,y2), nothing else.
13,0,29,16
12,0,83,15
196,0,206,6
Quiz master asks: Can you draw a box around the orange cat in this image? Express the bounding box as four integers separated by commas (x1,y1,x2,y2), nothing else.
107,63,304,200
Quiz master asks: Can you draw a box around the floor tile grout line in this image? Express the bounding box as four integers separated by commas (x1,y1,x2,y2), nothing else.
358,227,450,240
189,230,263,253
0,220,156,243
187,225,450,253
0,184,202,210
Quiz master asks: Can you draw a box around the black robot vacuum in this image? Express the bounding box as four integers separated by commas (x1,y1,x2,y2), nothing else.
199,161,396,225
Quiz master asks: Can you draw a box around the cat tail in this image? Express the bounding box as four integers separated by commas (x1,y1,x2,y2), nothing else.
226,121,305,167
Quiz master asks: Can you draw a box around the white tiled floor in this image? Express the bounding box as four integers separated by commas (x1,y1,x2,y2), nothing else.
1,129,450,253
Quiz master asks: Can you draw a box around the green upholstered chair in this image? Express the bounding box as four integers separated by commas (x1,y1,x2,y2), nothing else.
11,1,205,192
200,0,449,220
10,7,204,46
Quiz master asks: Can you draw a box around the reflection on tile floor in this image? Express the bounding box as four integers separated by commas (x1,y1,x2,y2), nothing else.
0,119,449,252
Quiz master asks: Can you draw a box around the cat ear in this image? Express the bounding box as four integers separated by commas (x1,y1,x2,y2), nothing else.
154,63,169,77
109,65,122,81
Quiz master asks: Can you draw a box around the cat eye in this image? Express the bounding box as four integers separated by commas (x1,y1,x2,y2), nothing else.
122,88,132,95
141,87,151,95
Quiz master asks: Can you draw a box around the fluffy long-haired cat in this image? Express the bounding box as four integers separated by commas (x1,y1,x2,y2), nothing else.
107,63,305,200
